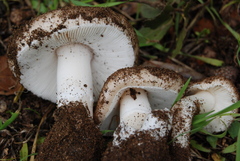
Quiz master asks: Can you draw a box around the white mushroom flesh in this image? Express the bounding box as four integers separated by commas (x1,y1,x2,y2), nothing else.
56,43,94,114
119,88,151,130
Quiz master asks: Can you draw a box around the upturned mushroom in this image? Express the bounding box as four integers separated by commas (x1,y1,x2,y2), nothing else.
94,66,184,160
7,6,138,160
170,76,239,161
94,66,184,130
186,76,239,133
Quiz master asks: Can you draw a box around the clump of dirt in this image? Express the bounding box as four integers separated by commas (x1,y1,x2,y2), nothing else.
36,102,104,161
102,129,171,161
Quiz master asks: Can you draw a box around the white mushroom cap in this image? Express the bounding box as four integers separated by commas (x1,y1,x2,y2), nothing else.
94,67,184,130
8,6,138,106
186,76,239,133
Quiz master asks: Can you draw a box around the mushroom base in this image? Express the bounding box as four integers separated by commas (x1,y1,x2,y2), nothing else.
36,102,104,161
102,129,171,161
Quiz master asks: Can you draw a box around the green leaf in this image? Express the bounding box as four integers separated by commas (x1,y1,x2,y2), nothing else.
200,129,227,138
228,121,240,139
140,4,163,19
137,18,173,46
20,143,28,161
172,77,191,106
222,142,236,154
206,135,218,148
101,130,114,135
190,140,211,153
37,137,45,145
137,5,174,47
236,128,240,161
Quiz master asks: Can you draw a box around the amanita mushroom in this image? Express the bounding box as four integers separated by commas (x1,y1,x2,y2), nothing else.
169,76,239,161
94,66,184,130
7,6,138,160
186,76,239,133
94,66,184,160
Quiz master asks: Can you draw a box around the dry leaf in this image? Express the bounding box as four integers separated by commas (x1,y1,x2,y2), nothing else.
211,153,222,161
0,55,21,95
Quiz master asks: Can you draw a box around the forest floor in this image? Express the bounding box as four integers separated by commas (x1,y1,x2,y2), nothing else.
0,0,240,161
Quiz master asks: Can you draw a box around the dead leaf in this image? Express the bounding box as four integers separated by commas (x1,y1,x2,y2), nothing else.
0,54,21,95
211,153,222,161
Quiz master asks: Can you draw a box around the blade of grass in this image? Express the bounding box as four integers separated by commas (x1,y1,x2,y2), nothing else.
236,128,240,161
183,54,224,67
199,128,227,138
190,140,211,153
237,46,240,66
192,101,240,125
192,111,214,125
171,18,188,57
94,1,128,7
172,77,191,106
0,110,20,130
210,6,240,41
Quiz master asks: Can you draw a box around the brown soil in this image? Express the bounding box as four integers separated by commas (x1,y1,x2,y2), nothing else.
36,102,104,161
102,110,174,161
102,129,171,161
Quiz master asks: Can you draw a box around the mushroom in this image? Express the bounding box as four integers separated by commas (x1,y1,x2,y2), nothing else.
7,6,138,116
94,66,184,130
7,6,138,160
186,76,239,133
94,66,184,160
169,76,239,161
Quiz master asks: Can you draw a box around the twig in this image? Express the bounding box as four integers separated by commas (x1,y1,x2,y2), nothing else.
30,104,55,161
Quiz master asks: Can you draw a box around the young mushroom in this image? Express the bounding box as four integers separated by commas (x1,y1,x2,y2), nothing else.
7,6,138,160
94,66,184,130
94,66,184,160
186,76,239,133
170,76,239,161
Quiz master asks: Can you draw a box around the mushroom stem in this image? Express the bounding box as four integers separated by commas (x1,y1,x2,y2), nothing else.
56,43,94,116
120,88,152,130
